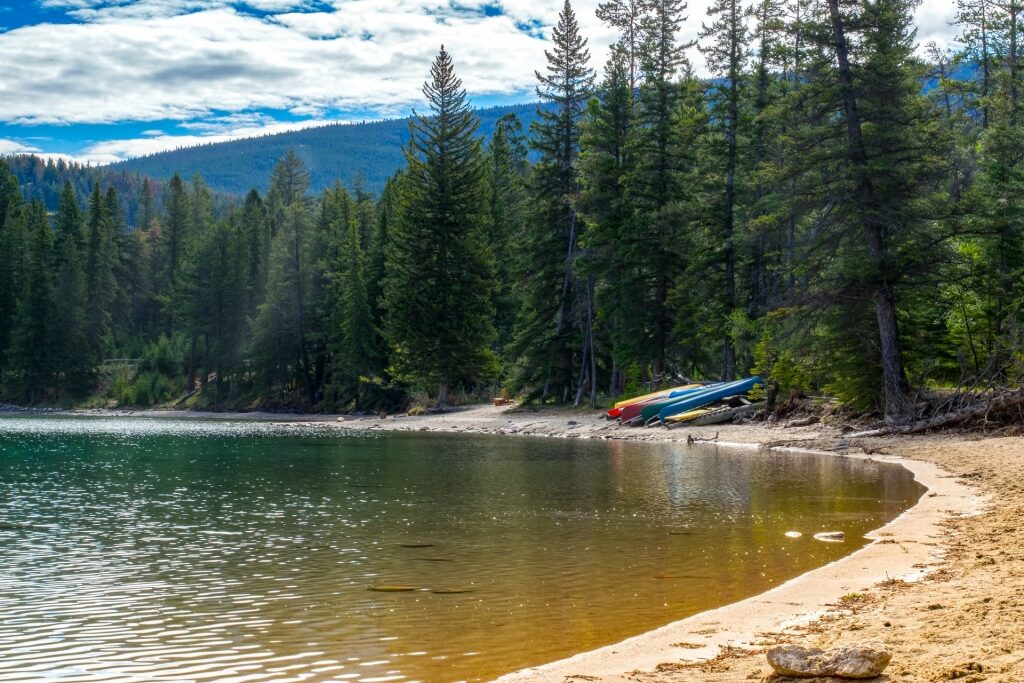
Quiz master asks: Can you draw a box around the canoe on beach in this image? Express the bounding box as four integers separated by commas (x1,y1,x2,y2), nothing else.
617,384,705,424
602,385,700,421
652,377,763,425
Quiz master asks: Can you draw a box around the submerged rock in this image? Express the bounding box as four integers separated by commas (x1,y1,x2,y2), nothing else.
766,643,892,679
813,531,846,542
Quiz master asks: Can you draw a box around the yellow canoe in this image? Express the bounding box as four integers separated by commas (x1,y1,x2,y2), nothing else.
613,384,699,409
664,407,712,423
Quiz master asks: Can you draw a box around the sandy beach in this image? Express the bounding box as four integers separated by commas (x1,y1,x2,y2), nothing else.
34,403,1024,681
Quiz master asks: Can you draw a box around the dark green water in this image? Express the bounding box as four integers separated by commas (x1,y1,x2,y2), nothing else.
0,417,924,682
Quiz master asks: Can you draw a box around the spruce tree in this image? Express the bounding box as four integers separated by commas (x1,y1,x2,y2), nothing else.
84,183,118,369
488,113,530,360
790,0,948,420
625,0,698,378
53,182,91,394
240,189,269,317
596,0,649,90
700,0,751,379
137,180,157,231
511,0,594,402
0,161,26,376
251,153,320,404
383,46,496,406
327,186,383,406
161,173,191,291
578,45,636,395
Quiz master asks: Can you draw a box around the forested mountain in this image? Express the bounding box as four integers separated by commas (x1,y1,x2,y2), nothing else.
108,104,546,196
1,0,1021,424
4,155,235,229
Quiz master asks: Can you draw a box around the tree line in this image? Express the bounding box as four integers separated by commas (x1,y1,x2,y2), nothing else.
1,0,1022,420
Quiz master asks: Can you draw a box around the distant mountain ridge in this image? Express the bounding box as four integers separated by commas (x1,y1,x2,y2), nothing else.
108,102,545,196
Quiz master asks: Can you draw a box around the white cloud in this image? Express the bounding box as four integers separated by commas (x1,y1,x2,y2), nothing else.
3,0,964,132
0,139,41,154
0,3,556,125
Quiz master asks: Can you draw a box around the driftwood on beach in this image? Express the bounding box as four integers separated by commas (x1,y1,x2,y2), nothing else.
847,389,1024,438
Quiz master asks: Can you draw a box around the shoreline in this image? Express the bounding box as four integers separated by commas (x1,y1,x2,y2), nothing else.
495,446,979,682
5,405,1019,681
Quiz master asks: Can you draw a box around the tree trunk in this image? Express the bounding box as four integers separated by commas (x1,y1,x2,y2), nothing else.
437,382,450,408
187,333,197,392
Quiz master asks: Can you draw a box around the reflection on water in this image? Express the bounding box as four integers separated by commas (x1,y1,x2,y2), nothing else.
0,417,923,682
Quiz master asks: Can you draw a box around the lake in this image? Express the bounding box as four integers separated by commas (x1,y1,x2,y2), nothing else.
0,417,924,682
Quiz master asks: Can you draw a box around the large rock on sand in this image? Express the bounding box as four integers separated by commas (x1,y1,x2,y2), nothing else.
766,643,892,679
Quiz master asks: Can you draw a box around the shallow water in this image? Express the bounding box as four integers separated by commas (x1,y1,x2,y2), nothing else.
0,416,924,682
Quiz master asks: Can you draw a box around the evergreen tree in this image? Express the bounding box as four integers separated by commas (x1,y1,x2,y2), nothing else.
189,217,247,401
9,200,55,403
700,0,751,379
0,161,26,375
251,153,320,404
596,0,649,90
488,113,530,359
53,182,91,394
626,0,698,378
511,0,594,402
786,0,949,419
159,173,192,323
84,183,118,369
578,45,636,395
137,179,157,231
383,46,496,406
325,186,383,406
240,188,269,317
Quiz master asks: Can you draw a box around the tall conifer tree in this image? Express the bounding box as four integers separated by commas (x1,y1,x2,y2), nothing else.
383,46,496,406
511,0,594,402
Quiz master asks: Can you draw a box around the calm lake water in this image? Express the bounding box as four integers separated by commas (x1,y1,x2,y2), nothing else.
0,417,923,683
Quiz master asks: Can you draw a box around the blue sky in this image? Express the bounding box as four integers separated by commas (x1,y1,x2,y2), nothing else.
0,0,958,165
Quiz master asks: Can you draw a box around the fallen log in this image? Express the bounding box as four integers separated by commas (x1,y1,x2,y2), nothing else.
847,389,1024,438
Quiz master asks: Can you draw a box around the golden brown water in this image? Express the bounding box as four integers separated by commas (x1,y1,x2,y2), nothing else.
0,417,924,682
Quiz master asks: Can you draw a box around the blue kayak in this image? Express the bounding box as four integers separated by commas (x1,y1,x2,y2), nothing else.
652,376,763,425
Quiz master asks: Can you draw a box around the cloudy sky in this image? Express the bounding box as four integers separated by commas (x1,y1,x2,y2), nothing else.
0,0,959,165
